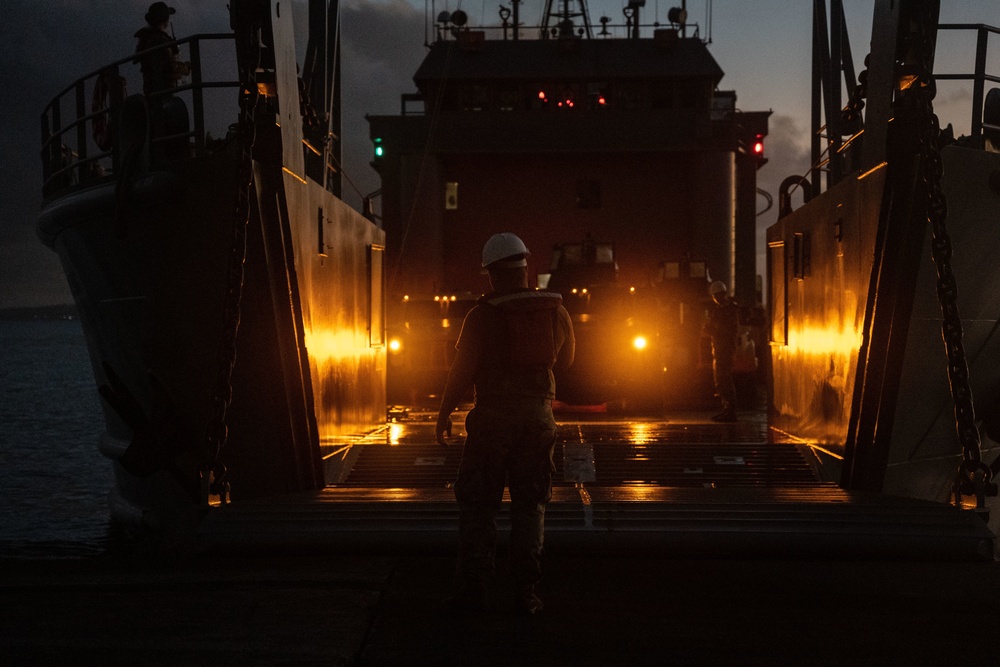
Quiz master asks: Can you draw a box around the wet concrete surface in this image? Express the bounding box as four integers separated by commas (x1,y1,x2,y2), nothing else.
3,549,1000,665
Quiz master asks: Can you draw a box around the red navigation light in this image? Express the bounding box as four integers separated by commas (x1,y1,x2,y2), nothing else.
538,90,546,101
598,96,607,105
750,133,767,167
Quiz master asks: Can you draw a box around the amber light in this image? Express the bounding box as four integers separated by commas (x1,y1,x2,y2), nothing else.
305,328,372,362
388,338,402,352
786,325,861,357
632,335,648,351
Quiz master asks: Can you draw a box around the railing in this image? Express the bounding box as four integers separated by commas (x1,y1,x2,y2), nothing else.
40,33,239,197
936,23,1000,148
432,20,703,42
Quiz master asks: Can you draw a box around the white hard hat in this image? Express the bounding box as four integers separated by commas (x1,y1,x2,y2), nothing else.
482,232,529,269
709,280,727,295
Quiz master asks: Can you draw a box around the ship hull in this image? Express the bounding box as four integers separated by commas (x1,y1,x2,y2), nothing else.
767,145,1000,504
40,142,386,537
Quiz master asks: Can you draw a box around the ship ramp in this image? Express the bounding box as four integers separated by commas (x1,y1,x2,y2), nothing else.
198,411,993,559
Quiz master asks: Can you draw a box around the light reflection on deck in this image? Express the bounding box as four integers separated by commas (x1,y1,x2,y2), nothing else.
333,409,827,490
201,410,994,558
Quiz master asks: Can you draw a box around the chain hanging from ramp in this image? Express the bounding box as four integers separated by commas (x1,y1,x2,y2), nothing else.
907,6,998,513
201,1,264,505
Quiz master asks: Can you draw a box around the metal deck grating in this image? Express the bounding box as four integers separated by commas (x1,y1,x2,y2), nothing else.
337,417,824,489
198,415,992,559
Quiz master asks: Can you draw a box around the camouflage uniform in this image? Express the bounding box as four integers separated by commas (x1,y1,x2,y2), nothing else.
453,288,569,589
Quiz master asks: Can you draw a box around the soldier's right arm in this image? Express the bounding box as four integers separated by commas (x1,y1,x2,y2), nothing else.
436,307,485,445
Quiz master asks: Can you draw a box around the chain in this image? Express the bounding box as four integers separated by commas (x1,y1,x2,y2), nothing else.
201,2,263,504
905,15,997,512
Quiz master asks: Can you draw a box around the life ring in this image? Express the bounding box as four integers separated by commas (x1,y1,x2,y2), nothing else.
91,69,127,151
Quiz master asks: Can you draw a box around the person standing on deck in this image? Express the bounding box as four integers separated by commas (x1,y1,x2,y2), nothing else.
133,2,190,152
436,232,575,615
134,3,185,97
705,280,739,422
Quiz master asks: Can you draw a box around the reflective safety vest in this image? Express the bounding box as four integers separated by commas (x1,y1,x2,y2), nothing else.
474,289,563,402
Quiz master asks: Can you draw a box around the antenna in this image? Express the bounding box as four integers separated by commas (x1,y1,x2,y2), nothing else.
541,0,592,39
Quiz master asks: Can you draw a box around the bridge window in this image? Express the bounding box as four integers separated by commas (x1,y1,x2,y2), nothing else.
650,83,674,109
460,84,490,111
497,86,518,111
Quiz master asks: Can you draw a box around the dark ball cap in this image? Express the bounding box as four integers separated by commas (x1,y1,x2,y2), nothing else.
145,2,176,24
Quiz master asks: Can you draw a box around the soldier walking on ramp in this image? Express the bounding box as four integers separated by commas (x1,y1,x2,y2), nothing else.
436,232,575,614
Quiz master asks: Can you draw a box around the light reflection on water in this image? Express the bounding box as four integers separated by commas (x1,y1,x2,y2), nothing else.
0,319,115,558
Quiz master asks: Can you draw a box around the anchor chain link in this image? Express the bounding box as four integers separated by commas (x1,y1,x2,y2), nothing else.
201,2,264,504
905,18,997,513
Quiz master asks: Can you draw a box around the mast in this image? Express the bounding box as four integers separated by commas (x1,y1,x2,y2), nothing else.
541,0,592,39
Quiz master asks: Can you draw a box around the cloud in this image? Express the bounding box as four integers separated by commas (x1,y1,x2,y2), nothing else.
340,0,427,206
756,113,813,222
754,113,814,274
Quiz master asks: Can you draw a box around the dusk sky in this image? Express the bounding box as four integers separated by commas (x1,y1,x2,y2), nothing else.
1,0,996,308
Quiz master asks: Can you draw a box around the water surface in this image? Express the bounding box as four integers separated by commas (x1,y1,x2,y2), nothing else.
0,319,114,557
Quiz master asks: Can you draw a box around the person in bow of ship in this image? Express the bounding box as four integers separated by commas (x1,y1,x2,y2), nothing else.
705,280,740,422
134,2,189,97
436,232,575,615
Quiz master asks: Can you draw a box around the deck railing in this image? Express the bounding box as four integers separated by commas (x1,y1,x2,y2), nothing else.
936,23,1000,147
40,33,239,198
431,20,704,42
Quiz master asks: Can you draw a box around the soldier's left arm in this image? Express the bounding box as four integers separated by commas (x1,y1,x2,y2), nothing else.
554,305,575,370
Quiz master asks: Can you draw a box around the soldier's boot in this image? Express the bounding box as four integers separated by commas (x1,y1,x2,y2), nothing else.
516,583,543,615
712,398,737,422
